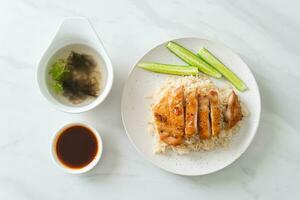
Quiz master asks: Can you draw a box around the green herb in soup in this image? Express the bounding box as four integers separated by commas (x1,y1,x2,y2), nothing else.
49,59,69,93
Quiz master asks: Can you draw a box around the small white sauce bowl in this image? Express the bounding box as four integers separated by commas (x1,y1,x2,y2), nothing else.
51,122,103,174
36,17,113,113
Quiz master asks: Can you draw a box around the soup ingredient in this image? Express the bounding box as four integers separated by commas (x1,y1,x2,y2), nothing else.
49,59,69,93
63,52,100,103
166,42,222,78
138,62,198,76
225,91,243,129
185,89,198,137
56,125,98,169
198,48,247,91
49,51,100,104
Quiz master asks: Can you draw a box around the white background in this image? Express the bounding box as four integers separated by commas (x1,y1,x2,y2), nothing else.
0,0,299,199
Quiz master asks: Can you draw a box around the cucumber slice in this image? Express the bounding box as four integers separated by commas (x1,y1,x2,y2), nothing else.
138,62,199,76
166,42,222,78
198,48,247,91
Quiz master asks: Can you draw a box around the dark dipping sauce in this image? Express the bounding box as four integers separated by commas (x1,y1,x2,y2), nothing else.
56,125,98,169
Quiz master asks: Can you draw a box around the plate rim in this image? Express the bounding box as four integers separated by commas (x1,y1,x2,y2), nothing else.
121,37,261,176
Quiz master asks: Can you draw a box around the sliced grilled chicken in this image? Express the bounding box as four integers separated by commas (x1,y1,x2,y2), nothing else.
152,86,184,146
185,89,198,137
209,90,221,136
154,86,243,146
153,89,171,139
225,91,243,129
169,86,185,138
198,94,211,139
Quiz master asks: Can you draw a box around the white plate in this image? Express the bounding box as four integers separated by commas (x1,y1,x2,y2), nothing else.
121,38,261,176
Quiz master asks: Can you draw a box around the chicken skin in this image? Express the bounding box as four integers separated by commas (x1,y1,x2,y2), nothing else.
185,89,198,137
208,90,221,136
153,86,184,146
225,91,243,129
198,94,211,139
169,86,185,138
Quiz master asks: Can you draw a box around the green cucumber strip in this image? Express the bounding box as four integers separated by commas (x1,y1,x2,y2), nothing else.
198,48,247,91
138,62,199,76
166,42,222,78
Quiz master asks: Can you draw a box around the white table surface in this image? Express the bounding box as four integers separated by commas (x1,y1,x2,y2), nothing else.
1,0,299,199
